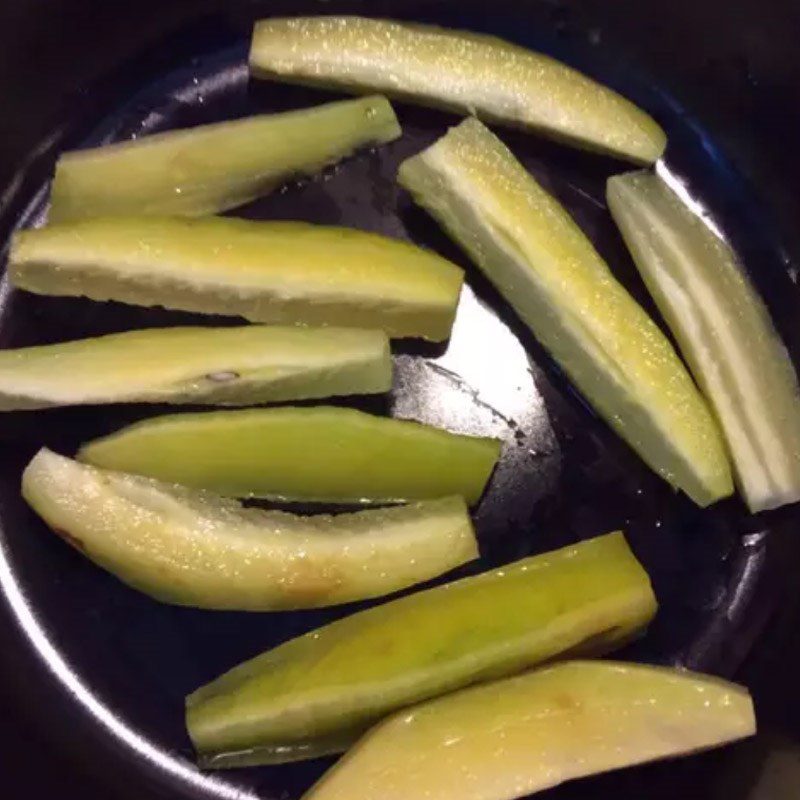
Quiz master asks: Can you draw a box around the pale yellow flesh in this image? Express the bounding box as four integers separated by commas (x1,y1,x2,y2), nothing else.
0,326,391,410
10,216,464,341
304,661,756,800
49,96,402,221
399,118,732,505
21,449,478,611
250,17,666,164
608,170,800,512
186,531,656,766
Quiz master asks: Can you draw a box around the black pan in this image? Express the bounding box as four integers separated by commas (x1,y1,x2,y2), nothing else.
1,1,800,798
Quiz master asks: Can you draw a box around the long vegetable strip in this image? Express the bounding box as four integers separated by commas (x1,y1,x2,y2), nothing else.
608,170,800,512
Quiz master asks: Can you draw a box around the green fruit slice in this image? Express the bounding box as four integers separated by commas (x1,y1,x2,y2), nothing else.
303,661,755,800
22,449,477,611
78,407,501,505
49,96,401,221
0,326,391,410
249,17,665,164
398,117,733,506
608,170,800,512
185,531,656,767
10,216,464,341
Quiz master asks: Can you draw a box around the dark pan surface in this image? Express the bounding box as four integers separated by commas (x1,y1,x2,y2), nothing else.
1,3,800,799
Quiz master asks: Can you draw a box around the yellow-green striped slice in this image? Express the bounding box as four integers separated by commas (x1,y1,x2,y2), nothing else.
0,326,390,410
399,118,732,506
49,96,401,221
79,407,500,505
303,661,754,800
186,531,655,766
608,170,800,512
22,449,477,611
250,17,666,164
10,216,464,341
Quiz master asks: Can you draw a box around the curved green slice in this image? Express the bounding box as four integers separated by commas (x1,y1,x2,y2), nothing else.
608,170,800,512
399,118,732,506
304,661,755,800
0,326,390,411
49,96,401,221
78,407,501,505
10,216,464,341
22,449,477,611
250,17,665,164
186,532,656,767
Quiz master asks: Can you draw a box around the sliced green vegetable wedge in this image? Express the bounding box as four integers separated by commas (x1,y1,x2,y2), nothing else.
22,449,477,611
79,407,501,505
250,17,666,164
0,326,391,411
399,118,732,506
608,170,800,512
186,531,656,766
49,96,401,221
10,216,463,341
303,661,755,800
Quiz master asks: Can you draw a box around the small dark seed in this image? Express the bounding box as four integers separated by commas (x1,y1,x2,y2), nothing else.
206,371,240,383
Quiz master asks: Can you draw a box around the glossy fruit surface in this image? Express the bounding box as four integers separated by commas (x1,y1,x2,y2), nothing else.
79,406,500,504
22,449,477,611
304,661,755,800
186,532,655,766
49,96,401,220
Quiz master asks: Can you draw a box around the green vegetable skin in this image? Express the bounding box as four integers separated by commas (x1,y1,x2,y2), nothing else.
608,171,800,513
22,449,477,611
79,407,501,505
186,531,656,767
399,118,732,506
10,216,463,341
0,326,391,410
304,661,755,800
49,96,401,221
249,17,665,164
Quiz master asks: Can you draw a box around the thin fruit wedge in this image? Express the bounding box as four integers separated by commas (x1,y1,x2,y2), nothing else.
10,216,463,341
186,532,656,766
250,17,665,164
303,661,755,800
399,118,733,506
78,407,501,505
49,96,401,221
608,170,800,512
22,449,477,611
0,326,391,411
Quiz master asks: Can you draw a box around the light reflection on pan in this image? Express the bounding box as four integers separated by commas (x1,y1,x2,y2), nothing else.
0,534,258,800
